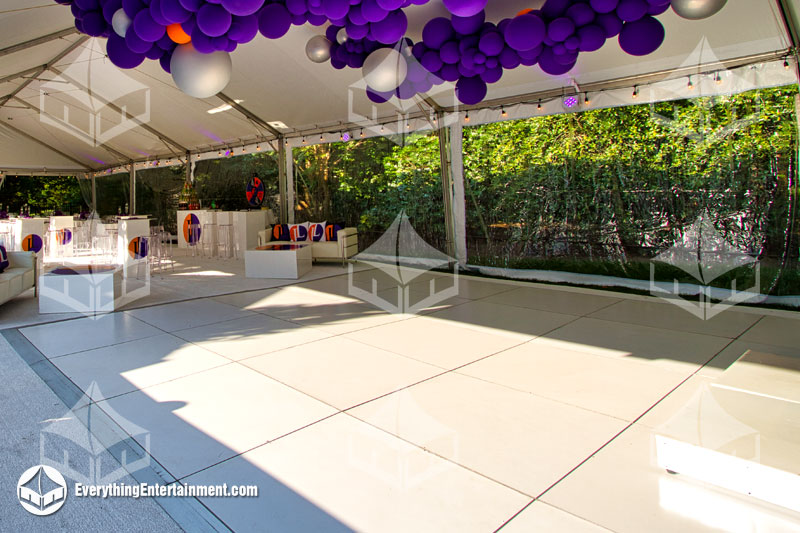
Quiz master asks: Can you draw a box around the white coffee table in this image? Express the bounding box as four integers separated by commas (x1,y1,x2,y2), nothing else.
245,243,312,279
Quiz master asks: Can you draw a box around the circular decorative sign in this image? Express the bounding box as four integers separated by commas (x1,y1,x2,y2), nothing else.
21,234,43,253
56,228,72,246
246,175,266,208
183,214,202,245
128,236,149,259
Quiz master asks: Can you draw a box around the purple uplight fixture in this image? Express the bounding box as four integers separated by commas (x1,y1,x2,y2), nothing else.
562,95,578,108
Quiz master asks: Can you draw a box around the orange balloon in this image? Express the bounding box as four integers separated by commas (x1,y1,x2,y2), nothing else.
517,8,534,16
167,23,191,45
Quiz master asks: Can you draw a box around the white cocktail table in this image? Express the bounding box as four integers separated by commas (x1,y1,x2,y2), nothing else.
245,243,312,279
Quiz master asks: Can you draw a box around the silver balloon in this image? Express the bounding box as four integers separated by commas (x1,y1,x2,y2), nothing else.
305,35,332,63
671,0,728,20
362,48,408,93
170,44,232,99
336,27,349,45
111,8,131,38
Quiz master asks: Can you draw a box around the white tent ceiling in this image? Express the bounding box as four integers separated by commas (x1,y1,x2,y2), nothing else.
0,0,798,174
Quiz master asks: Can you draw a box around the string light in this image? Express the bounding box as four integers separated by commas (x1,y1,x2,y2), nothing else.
302,137,307,145
687,76,694,90
360,129,364,138
501,106,507,118
320,133,324,141
256,144,261,151
632,86,638,99
785,59,791,70
464,111,470,123
584,93,590,106
537,99,542,111
714,72,722,85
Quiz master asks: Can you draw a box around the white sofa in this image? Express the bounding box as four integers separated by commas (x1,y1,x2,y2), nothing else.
0,251,36,305
258,226,358,264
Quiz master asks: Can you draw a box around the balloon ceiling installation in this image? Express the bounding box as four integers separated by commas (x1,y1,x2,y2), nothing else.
55,0,728,105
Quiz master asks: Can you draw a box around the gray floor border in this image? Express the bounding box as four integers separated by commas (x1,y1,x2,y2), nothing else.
1,327,233,533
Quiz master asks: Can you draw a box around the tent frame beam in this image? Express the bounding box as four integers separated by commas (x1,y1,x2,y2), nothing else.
48,65,188,154
0,36,89,109
0,28,79,59
216,93,283,139
10,95,132,164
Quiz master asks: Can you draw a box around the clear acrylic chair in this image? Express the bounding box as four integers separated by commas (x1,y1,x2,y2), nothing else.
201,222,217,258
216,224,236,259
188,222,201,257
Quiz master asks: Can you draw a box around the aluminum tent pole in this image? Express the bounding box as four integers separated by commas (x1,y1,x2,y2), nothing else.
278,137,288,224
437,112,457,261
129,162,136,215
448,116,467,266
284,141,295,224
90,172,96,214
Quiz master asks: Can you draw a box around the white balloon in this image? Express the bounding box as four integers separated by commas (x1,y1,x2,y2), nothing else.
305,35,332,63
111,8,131,38
170,44,233,99
362,48,408,93
670,0,727,20
336,27,349,45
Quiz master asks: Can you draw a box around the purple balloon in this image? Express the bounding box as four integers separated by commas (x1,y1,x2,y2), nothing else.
442,0,487,17
323,0,350,20
499,47,521,69
81,10,107,36
616,0,648,22
222,0,265,16
504,14,545,52
103,0,122,23
122,0,145,18
590,0,618,13
479,32,503,56
367,87,392,103
548,18,575,43
480,65,502,83
191,28,216,53
578,25,606,52
197,3,231,37
159,52,172,72
455,75,486,105
160,0,191,23
370,10,407,44
618,15,664,55
258,3,292,39
538,47,576,74
596,13,623,37
228,14,259,43
107,33,145,68
541,0,570,19
647,2,670,15
179,0,203,11
421,50,444,72
360,0,389,23
567,4,595,27
451,11,484,35
440,63,461,81
440,41,460,64
422,17,454,49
